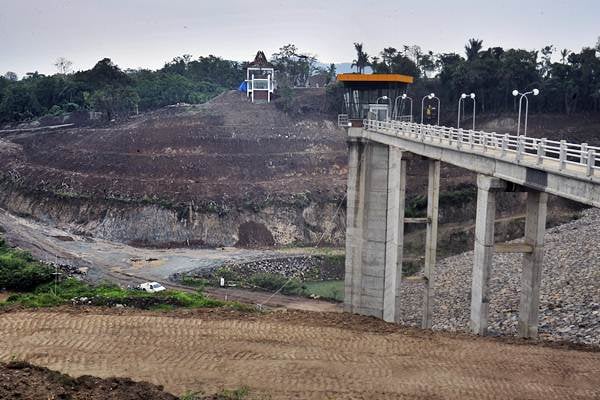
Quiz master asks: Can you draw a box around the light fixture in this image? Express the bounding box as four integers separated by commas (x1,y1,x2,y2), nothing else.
532,89,540,96
461,93,467,99
470,93,476,99
512,89,519,96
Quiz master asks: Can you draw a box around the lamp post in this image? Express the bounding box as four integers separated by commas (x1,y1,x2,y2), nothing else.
513,89,540,136
393,95,402,119
395,94,413,121
457,93,476,130
375,95,390,120
421,93,440,125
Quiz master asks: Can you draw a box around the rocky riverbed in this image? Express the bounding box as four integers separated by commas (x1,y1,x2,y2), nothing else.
179,254,345,283
398,208,600,346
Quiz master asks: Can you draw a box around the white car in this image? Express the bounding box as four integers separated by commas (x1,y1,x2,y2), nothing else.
138,282,166,293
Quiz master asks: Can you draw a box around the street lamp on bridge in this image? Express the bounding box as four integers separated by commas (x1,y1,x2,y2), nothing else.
421,93,440,125
513,89,540,136
393,94,413,121
376,95,389,104
457,93,476,130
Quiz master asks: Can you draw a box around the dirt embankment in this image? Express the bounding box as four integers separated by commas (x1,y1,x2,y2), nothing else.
0,361,177,400
0,308,599,399
0,90,349,247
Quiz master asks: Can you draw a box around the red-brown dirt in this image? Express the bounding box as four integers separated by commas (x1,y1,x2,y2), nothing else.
0,361,178,400
0,308,599,399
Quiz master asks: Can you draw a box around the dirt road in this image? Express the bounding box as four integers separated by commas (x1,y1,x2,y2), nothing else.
0,309,598,399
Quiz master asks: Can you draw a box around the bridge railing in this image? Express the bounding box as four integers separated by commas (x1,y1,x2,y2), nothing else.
362,119,600,177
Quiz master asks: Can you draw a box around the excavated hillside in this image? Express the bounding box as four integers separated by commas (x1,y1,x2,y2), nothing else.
0,90,351,247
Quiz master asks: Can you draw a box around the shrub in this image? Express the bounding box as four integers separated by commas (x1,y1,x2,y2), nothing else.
63,102,80,112
46,105,63,116
0,239,54,291
248,273,302,296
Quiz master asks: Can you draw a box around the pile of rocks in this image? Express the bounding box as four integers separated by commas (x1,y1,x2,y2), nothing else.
397,208,600,346
216,255,343,281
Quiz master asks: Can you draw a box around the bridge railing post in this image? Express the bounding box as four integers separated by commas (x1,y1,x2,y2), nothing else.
580,143,588,164
501,134,508,157
559,140,567,170
516,135,524,162
587,149,595,177
457,128,463,149
469,130,474,149
537,138,546,165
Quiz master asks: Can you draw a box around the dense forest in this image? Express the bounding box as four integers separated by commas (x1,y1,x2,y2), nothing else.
1,39,599,124
353,39,600,115
0,56,244,123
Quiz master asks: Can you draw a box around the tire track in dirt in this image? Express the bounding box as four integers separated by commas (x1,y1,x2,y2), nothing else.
0,311,599,399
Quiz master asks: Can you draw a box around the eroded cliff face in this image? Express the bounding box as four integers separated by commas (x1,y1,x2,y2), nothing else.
0,185,346,247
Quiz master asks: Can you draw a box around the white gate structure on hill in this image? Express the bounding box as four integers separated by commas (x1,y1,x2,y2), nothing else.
343,118,600,338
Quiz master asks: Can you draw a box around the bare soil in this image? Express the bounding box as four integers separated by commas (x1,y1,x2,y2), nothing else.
1,308,599,399
0,90,348,207
0,361,177,400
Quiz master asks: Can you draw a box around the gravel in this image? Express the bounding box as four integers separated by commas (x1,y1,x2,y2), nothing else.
187,255,344,281
397,208,600,346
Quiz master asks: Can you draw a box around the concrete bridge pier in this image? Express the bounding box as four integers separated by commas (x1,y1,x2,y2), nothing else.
470,175,505,335
344,137,405,321
518,190,548,338
422,159,441,329
470,174,548,337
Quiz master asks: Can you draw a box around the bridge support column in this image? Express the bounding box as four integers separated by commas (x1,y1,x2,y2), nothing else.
518,190,547,338
422,159,441,329
393,155,407,323
344,139,405,321
470,175,505,335
344,138,366,313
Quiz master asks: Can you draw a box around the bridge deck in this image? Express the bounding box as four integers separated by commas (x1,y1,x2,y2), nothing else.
353,120,600,207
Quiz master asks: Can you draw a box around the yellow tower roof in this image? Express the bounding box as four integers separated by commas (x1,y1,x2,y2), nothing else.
336,73,414,84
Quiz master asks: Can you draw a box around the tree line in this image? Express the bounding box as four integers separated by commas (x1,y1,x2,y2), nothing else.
0,56,244,123
351,39,600,115
0,45,337,124
1,39,598,124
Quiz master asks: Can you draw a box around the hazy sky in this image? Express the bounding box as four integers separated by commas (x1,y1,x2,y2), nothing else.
1,0,598,77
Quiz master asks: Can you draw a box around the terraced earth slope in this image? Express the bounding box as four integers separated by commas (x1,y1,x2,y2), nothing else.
0,89,348,247
0,309,598,399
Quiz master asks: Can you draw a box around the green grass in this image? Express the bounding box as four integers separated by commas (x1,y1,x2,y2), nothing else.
179,276,208,289
3,278,253,311
180,387,249,400
302,280,344,302
248,273,303,296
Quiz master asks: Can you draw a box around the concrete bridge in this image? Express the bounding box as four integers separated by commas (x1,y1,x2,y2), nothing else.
343,119,600,338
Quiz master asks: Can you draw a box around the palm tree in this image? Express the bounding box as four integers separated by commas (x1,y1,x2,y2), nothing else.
560,49,570,64
465,38,483,62
352,42,370,74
